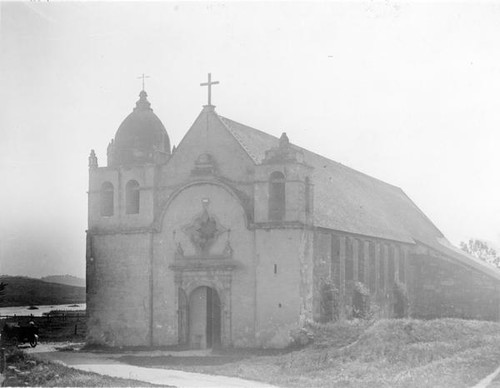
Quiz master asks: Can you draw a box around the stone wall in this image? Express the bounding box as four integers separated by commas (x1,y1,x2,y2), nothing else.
254,227,313,348
154,182,256,347
312,231,500,323
409,252,500,321
88,165,156,232
86,233,151,346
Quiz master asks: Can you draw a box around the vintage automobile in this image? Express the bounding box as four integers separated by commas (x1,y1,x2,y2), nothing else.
1,321,39,347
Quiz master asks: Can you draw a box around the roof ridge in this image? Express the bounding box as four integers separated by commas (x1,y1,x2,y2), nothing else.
398,189,445,238
217,114,402,191
418,238,500,281
218,115,278,141
302,146,402,191
217,115,259,163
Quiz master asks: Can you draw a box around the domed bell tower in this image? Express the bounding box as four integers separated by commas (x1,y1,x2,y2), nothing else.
87,88,171,233
86,85,171,346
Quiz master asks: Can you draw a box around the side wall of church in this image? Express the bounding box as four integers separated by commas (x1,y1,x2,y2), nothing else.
409,251,500,321
312,231,500,322
312,231,411,321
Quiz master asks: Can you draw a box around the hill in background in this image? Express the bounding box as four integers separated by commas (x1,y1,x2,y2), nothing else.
0,276,85,307
41,274,85,288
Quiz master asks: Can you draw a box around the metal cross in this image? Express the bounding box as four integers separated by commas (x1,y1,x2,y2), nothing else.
137,73,150,91
200,73,219,106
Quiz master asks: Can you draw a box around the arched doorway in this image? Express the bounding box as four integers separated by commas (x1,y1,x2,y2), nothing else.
188,286,221,349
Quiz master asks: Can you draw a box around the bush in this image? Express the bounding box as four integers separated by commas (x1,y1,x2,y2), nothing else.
352,281,371,319
393,280,409,318
320,279,341,322
290,327,314,348
307,319,370,348
6,347,26,363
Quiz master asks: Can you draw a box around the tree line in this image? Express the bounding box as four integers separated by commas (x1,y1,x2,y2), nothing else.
460,238,500,269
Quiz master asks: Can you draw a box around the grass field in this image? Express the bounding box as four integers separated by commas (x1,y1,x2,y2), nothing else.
1,312,87,343
120,318,500,388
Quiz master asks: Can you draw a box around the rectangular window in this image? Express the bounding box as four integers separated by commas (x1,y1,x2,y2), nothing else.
345,238,353,282
358,239,365,283
369,242,376,292
398,247,406,283
379,245,385,290
331,235,340,285
388,245,395,287
305,178,311,215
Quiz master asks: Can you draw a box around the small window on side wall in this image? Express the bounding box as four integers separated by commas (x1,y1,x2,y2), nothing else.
100,182,114,216
269,171,285,221
126,180,140,214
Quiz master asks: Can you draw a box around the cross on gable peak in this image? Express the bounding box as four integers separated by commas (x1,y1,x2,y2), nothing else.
200,72,220,107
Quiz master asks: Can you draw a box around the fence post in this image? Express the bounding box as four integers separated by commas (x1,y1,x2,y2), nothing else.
0,347,5,374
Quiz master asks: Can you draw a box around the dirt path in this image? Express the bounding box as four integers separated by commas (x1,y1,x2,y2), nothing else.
28,343,277,388
471,363,500,388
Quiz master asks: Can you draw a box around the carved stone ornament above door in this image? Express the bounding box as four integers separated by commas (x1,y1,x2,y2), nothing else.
182,199,227,255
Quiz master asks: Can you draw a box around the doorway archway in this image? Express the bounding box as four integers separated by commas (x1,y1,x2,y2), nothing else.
178,288,189,346
188,286,221,349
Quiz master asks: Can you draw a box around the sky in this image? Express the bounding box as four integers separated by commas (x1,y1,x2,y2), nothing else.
1,1,499,279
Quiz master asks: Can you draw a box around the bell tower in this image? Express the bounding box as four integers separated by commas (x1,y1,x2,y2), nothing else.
254,133,313,225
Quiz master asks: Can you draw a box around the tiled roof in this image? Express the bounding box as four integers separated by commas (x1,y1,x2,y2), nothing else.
218,115,500,279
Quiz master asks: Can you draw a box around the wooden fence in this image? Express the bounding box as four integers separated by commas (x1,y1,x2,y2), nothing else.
0,311,86,321
1,311,87,340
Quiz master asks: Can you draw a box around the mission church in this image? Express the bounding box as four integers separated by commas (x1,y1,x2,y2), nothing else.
86,74,500,348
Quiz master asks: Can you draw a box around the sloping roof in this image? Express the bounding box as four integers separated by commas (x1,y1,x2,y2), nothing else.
217,115,500,280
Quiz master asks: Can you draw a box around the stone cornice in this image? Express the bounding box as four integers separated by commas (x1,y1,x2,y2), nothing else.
314,226,417,246
88,227,153,236
169,258,239,272
89,221,311,235
249,221,311,230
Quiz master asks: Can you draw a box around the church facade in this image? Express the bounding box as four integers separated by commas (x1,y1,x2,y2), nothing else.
86,81,500,348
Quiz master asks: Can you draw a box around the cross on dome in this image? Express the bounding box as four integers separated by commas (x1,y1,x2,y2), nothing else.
137,73,150,91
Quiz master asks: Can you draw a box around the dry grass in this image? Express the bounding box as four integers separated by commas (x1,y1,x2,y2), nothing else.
2,347,164,387
120,318,500,388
